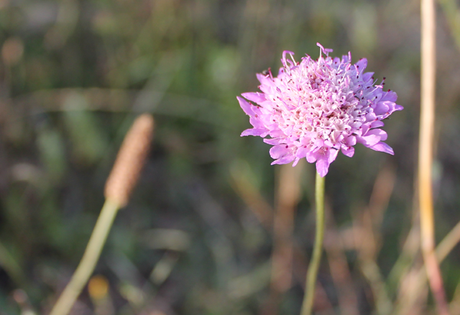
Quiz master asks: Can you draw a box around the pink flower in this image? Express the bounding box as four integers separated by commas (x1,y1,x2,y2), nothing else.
238,43,403,177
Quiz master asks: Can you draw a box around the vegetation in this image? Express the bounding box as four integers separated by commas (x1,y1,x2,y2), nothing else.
1,0,460,314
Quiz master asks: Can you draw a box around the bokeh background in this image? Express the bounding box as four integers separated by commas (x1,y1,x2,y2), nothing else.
1,0,460,314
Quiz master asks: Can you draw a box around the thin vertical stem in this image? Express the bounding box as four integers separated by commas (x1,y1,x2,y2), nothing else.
49,199,120,315
301,172,325,315
419,0,450,313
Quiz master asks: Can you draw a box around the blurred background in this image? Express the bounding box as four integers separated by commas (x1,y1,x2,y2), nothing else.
1,0,460,314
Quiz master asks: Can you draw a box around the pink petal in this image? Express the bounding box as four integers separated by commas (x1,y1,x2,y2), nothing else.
241,128,268,137
328,148,339,163
362,72,374,82
359,129,387,146
316,157,330,177
237,96,254,116
381,90,398,102
355,58,368,73
242,92,266,104
369,142,394,155
270,145,289,159
371,121,384,128
263,138,280,145
341,146,355,157
374,101,390,115
344,135,357,146
256,73,273,87
271,155,295,165
358,134,380,147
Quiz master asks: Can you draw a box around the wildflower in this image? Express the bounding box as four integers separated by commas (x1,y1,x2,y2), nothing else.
238,43,403,176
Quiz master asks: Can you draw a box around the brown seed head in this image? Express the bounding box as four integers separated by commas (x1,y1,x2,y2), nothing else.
104,114,154,207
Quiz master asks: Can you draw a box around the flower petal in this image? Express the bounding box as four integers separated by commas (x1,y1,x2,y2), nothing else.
358,129,387,147
355,58,368,74
341,146,355,157
371,121,384,128
270,145,289,159
271,155,295,165
237,96,254,116
369,142,394,155
316,157,330,177
328,148,339,163
374,101,390,115
241,128,268,137
242,92,266,104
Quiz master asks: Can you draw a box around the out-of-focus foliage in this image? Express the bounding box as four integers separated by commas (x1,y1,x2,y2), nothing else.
1,0,460,314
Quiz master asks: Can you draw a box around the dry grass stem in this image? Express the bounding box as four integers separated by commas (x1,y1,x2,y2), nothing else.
449,280,460,313
105,114,154,207
435,220,460,262
271,162,303,292
395,267,428,315
395,218,460,313
351,165,395,314
368,165,396,231
324,203,359,315
263,162,303,315
49,199,120,315
50,114,154,315
354,211,392,315
230,161,273,229
419,0,450,313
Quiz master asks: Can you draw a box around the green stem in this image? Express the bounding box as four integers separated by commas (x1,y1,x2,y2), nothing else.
49,199,120,315
301,171,325,315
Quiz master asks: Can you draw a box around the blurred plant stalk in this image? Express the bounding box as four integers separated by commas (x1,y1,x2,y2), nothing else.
301,172,325,315
354,165,395,315
264,162,303,314
419,0,450,314
49,114,154,315
230,161,335,310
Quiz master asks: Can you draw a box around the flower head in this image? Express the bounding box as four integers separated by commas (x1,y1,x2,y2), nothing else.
238,43,403,176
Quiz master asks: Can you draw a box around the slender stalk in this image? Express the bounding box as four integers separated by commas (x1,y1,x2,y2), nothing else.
419,0,450,313
301,172,325,315
395,220,460,314
49,199,120,315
